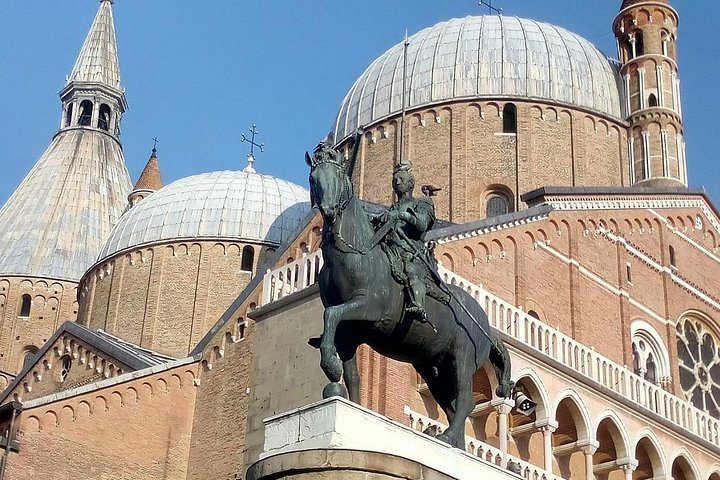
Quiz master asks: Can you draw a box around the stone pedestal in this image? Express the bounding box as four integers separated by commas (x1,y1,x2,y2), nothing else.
246,397,519,480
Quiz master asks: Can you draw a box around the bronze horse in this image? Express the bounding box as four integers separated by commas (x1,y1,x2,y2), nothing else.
306,140,514,449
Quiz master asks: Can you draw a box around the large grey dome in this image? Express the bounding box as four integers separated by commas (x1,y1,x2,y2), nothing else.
98,170,311,260
333,15,624,140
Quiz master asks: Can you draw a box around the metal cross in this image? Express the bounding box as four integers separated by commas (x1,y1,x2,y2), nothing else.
479,0,502,15
152,136,159,150
241,124,264,156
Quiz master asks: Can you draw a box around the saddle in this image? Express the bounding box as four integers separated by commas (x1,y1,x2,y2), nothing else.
380,242,451,306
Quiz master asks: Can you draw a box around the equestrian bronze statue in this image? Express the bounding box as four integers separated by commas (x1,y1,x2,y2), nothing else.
306,135,514,449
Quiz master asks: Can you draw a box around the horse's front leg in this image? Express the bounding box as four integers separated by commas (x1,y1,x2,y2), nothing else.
319,305,344,382
319,299,366,385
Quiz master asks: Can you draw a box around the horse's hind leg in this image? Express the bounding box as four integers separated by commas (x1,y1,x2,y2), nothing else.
338,346,360,403
490,336,514,398
433,358,473,450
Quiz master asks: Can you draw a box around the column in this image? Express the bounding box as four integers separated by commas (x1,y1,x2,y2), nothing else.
577,439,599,480
537,420,558,473
492,398,515,467
619,459,638,480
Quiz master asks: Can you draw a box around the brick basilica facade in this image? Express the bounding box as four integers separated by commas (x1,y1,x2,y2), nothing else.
0,1,719,479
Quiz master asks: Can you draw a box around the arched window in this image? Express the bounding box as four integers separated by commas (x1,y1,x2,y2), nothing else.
648,93,658,107
65,103,74,127
677,316,720,418
19,294,31,317
58,356,72,383
631,320,670,386
485,188,513,218
503,103,517,134
669,245,676,267
241,245,255,272
634,31,644,57
98,104,111,131
78,100,93,126
22,347,38,370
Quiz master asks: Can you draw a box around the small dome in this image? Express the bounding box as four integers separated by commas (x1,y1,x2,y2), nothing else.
333,16,624,141
98,170,310,260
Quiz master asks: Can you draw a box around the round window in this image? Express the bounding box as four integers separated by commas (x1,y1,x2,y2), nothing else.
677,320,720,418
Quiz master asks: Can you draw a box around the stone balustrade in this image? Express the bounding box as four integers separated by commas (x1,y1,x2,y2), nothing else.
404,406,563,480
261,250,323,305
259,251,720,449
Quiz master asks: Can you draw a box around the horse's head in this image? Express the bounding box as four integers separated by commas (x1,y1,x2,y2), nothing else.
306,143,352,224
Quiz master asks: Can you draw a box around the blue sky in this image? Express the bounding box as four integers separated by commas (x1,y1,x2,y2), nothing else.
0,1,717,206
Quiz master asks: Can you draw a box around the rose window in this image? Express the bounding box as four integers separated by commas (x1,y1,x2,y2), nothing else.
677,320,720,418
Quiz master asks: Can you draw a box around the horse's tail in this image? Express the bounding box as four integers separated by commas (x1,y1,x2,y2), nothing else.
489,335,514,398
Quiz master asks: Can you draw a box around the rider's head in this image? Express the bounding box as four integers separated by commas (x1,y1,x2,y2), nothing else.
393,161,415,196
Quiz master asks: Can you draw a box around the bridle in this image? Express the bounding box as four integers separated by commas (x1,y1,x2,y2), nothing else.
310,157,373,255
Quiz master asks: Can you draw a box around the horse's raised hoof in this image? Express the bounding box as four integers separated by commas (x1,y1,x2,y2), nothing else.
322,382,348,399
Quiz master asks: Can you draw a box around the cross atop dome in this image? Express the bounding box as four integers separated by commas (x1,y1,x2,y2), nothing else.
241,123,265,174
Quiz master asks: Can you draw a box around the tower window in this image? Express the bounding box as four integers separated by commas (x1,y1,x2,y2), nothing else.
241,245,255,272
502,104,517,134
19,294,31,317
98,104,111,131
78,100,93,126
648,93,658,107
65,103,74,127
634,31,644,57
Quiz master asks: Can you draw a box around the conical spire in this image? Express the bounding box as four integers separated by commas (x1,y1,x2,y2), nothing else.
67,0,122,90
0,1,132,281
134,149,163,191
127,148,163,208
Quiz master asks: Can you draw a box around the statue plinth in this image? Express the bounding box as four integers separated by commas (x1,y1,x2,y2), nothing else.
247,397,519,480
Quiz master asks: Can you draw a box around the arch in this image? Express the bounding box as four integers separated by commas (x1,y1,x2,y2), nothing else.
513,368,550,423
484,184,514,218
594,413,630,469
648,93,658,107
502,103,517,134
553,389,591,441
670,451,701,480
21,346,38,371
78,100,93,126
97,103,111,131
669,245,677,267
58,355,72,383
631,319,670,384
440,253,454,271
241,245,255,272
633,430,667,479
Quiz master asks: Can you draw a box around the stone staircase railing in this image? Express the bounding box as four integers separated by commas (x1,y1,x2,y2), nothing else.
259,251,720,449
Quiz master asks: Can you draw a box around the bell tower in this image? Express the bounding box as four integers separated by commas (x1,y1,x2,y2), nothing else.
614,0,685,186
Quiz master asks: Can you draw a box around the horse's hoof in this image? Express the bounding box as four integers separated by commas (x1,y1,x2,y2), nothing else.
435,433,453,445
322,382,348,399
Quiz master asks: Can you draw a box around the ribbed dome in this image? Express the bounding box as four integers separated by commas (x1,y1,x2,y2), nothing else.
333,16,624,140
98,170,311,260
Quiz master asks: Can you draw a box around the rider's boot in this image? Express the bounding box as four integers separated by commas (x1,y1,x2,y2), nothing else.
406,279,428,321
